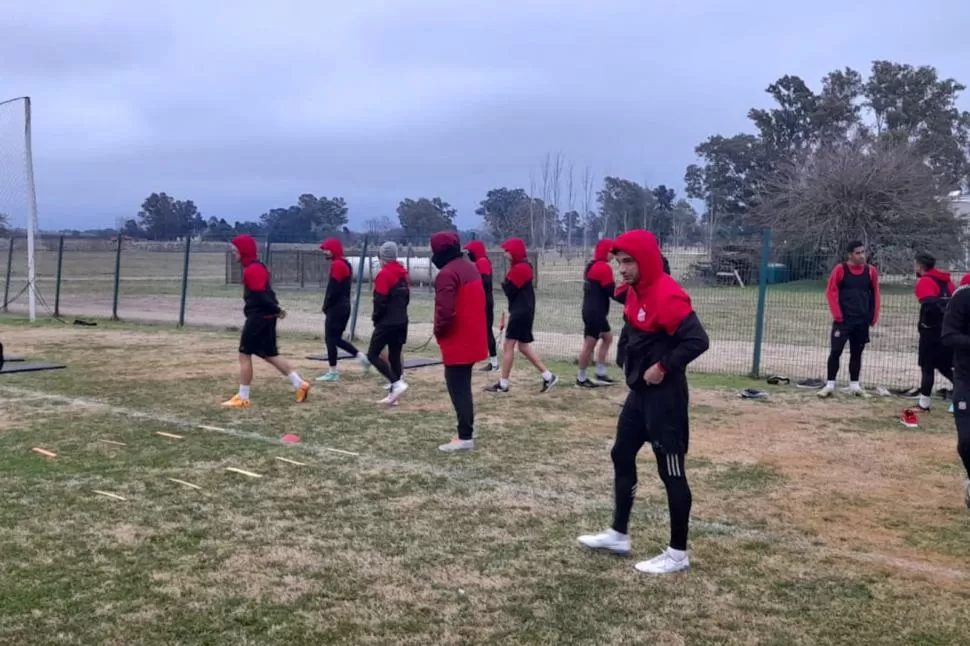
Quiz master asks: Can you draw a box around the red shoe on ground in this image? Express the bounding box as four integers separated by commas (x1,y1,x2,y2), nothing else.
900,408,919,429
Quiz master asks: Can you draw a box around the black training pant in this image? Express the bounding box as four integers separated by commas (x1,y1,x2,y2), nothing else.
324,310,360,367
918,332,954,397
826,321,869,382
444,364,475,440
486,308,497,358
368,325,406,384
611,398,692,550
951,377,970,479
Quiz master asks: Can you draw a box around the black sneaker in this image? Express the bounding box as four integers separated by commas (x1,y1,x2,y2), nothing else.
484,382,509,393
576,378,599,389
541,374,559,393
593,374,616,385
480,363,497,372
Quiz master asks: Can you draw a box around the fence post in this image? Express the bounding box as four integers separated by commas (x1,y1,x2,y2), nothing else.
177,238,192,327
751,227,772,378
2,237,13,311
111,234,123,321
53,235,64,317
349,236,369,341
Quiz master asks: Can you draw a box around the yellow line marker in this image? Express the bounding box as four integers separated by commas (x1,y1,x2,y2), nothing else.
156,432,183,440
32,447,57,458
167,478,202,490
92,490,127,501
275,457,307,466
226,467,262,478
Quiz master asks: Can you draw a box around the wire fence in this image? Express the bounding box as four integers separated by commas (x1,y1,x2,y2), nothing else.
1,231,962,390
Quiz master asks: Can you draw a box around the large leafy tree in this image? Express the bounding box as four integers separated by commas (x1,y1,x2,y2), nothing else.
475,187,532,241
136,192,202,240
396,197,457,240
259,194,348,242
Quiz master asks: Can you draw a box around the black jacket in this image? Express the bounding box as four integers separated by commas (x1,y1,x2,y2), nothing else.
941,285,970,379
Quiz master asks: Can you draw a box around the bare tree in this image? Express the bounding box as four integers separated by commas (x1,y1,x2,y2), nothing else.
566,163,576,253
528,170,537,245
550,152,564,249
364,216,394,240
539,153,551,249
754,138,964,264
582,165,596,249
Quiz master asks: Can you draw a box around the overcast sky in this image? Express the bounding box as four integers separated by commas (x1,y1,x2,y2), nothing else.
1,0,968,232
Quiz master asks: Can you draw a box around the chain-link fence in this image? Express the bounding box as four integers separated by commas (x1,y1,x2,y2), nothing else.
1,230,959,390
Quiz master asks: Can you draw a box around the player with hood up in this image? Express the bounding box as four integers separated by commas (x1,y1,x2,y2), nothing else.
222,234,310,408
464,239,499,372
484,238,558,394
577,238,618,387
316,238,370,381
914,252,955,410
577,230,710,575
368,241,410,405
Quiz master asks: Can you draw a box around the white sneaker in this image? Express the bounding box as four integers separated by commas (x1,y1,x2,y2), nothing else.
376,394,400,406
634,548,690,575
849,387,871,399
438,438,474,452
388,381,408,403
817,384,835,399
576,528,630,555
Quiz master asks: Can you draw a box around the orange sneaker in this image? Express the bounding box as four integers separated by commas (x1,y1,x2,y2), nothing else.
222,394,251,408
296,381,310,403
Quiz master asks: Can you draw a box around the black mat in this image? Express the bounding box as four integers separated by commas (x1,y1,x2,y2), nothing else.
0,362,67,375
3,356,25,362
306,352,442,369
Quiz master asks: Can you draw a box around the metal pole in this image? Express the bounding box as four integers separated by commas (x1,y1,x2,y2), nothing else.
751,227,772,378
23,97,38,322
349,236,369,341
53,235,64,317
2,237,13,311
177,237,192,327
111,234,123,320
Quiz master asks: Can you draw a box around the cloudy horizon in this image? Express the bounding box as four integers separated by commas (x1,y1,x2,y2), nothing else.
1,0,968,233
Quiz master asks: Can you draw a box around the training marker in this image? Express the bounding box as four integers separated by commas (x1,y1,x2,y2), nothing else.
98,439,127,446
198,425,226,432
323,447,359,457
167,478,202,490
156,431,183,440
92,490,127,501
226,467,262,478
275,456,306,466
32,447,57,458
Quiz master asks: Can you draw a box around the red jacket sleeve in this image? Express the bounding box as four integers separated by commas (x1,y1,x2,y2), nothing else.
434,267,459,337
587,262,615,288
826,265,844,322
915,276,940,302
243,263,269,291
870,266,880,325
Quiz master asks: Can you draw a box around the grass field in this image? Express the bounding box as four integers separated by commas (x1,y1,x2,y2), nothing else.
2,316,969,645
0,241,963,389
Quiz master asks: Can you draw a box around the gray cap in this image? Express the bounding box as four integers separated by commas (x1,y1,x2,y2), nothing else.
379,241,398,261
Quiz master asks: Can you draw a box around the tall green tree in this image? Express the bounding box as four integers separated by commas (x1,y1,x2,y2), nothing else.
396,197,457,240
475,188,531,241
137,192,201,240
0,212,9,235
259,194,348,242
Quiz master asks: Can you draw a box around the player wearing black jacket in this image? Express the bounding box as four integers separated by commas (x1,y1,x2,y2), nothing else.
316,238,370,381
578,231,709,574
577,239,617,387
939,284,970,509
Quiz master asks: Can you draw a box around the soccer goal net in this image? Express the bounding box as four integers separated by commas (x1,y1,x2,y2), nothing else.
0,96,40,321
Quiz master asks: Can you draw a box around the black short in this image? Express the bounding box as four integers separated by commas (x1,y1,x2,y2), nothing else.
505,315,534,344
831,320,869,346
583,318,611,339
239,315,279,358
370,324,408,352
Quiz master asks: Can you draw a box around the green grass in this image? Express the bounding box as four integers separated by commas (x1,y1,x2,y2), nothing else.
1,317,969,644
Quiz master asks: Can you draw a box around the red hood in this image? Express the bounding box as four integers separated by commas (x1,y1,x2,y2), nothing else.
464,240,487,261
611,230,665,294
231,234,259,265
593,238,613,262
380,259,409,281
320,238,344,259
922,267,952,283
962,273,970,287
431,231,461,254
501,238,528,263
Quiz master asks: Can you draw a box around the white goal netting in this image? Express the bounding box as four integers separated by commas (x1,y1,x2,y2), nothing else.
0,97,39,319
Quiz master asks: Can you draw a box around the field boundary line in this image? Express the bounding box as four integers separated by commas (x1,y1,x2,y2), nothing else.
1,383,965,581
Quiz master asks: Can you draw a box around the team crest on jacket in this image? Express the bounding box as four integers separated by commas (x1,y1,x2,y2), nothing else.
637,307,646,322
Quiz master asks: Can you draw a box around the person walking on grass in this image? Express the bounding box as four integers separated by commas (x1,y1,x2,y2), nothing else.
939,283,970,509
577,230,709,574
914,253,955,411
368,241,410,405
817,240,881,399
431,231,488,452
577,238,618,388
464,239,499,372
222,234,310,408
316,238,370,382
484,237,558,394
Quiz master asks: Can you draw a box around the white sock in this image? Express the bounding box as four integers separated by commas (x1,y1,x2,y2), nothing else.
919,394,931,409
288,372,304,388
238,385,250,400
850,381,861,390
595,363,607,376
667,547,687,561
328,367,338,374
578,368,588,382
392,379,405,389
490,356,499,368
608,528,627,539
542,370,553,382
826,380,836,389
499,378,509,389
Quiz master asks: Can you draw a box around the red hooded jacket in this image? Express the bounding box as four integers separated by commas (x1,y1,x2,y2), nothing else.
582,238,616,321
432,232,488,365
320,238,353,315
500,238,535,320
372,259,410,328
916,267,956,330
231,234,280,318
464,240,494,314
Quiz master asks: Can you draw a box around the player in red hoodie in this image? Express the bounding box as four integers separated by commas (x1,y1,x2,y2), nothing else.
577,230,709,574
432,231,488,451
577,238,617,387
368,241,410,405
817,240,881,398
222,235,310,408
464,239,499,372
914,253,956,410
484,238,558,394
315,238,370,382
